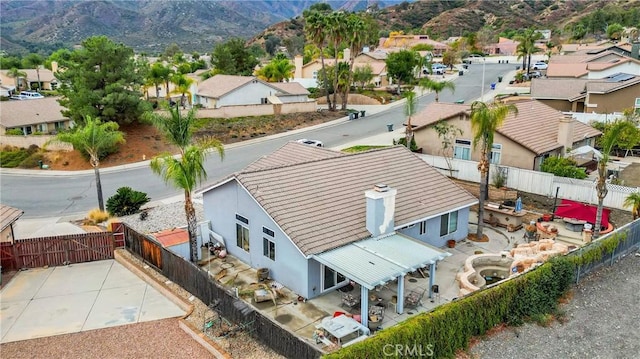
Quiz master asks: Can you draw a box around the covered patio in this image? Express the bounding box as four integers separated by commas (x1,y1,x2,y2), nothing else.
312,233,450,328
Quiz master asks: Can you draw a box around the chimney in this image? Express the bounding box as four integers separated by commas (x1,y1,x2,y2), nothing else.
557,113,575,156
294,55,303,79
365,184,397,237
51,61,58,73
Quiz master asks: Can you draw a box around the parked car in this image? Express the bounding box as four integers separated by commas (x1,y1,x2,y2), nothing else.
19,91,45,99
530,62,548,70
423,63,447,75
462,54,484,64
523,71,542,80
296,139,324,147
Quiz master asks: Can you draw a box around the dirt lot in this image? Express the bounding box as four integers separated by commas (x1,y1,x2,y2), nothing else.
42,111,347,171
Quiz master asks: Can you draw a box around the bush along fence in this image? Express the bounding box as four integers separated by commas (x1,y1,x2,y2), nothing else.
122,223,322,359
326,219,640,359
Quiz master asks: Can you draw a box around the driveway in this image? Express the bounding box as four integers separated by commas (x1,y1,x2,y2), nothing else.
0,259,184,343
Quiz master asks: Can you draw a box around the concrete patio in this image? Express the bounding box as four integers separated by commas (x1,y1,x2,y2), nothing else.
198,209,587,352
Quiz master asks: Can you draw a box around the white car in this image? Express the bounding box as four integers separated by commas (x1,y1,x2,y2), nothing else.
530,62,548,70
296,139,324,147
19,91,45,99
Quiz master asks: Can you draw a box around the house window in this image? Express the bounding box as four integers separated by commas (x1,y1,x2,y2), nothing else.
235,214,249,252
37,124,47,133
322,265,347,291
312,70,318,79
440,211,458,236
55,121,65,130
635,98,640,113
261,97,268,104
454,139,471,160
23,126,32,135
419,221,427,235
490,143,502,164
263,238,276,260
262,227,275,237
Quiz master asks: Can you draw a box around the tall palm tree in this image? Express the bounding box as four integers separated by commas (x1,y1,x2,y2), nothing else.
470,101,518,240
623,192,640,220
404,91,417,148
326,11,348,111
304,11,332,109
419,78,455,102
515,28,543,75
146,106,224,263
147,62,170,100
24,54,44,91
170,73,194,108
7,68,27,91
594,120,637,237
342,13,375,109
52,116,125,211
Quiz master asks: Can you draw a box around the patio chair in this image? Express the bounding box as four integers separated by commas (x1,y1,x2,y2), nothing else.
341,292,360,309
404,288,426,309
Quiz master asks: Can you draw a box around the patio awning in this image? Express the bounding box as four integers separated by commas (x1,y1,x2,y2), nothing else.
312,233,451,290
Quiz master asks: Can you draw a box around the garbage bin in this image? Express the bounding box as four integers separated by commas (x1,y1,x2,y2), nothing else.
459,70,464,76
387,124,393,132
516,65,521,70
353,112,359,119
360,110,366,117
490,83,496,90
498,76,503,83
349,113,355,120
506,60,509,63
38,160,43,169
462,64,468,69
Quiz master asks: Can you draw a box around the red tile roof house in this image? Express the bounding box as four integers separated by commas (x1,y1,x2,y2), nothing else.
408,100,601,171
197,143,477,326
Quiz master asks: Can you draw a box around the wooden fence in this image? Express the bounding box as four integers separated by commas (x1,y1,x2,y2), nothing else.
123,223,321,359
1,232,116,271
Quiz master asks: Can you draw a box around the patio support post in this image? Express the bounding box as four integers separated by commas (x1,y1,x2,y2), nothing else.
429,263,436,298
360,285,369,328
396,274,405,314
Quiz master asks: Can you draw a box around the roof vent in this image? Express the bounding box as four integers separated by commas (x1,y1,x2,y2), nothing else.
374,184,389,192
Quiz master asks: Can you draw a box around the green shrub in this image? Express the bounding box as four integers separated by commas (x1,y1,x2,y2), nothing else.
5,128,24,136
540,156,587,179
18,152,46,168
0,148,30,168
106,187,151,216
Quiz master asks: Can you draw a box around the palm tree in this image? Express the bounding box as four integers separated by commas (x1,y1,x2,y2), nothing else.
24,54,44,91
515,42,528,71
515,28,543,75
419,78,455,102
147,63,170,100
470,101,518,240
594,120,638,237
7,68,27,92
170,73,194,108
326,11,348,111
342,13,375,109
623,192,640,220
146,105,224,263
404,91,417,148
52,116,125,211
304,11,332,109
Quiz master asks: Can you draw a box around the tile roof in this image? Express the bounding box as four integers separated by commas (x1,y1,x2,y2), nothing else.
360,50,388,60
196,75,255,98
497,100,601,154
0,204,24,231
410,103,470,130
530,78,588,99
223,146,477,256
0,97,66,128
586,75,640,93
546,63,589,77
354,62,386,75
411,100,601,155
0,69,57,83
270,82,310,95
243,141,344,172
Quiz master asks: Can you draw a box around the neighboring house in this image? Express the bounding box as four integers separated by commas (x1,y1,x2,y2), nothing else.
0,204,23,244
531,73,640,113
152,228,194,260
198,143,477,308
0,68,58,91
378,35,449,56
547,50,640,79
484,37,520,56
293,50,389,88
0,84,16,97
409,100,601,171
0,97,71,135
293,56,338,88
194,74,310,109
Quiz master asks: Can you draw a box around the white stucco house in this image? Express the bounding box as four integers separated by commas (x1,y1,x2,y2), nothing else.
193,74,311,109
198,143,478,327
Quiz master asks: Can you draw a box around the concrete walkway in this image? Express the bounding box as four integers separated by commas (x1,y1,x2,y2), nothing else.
0,260,184,343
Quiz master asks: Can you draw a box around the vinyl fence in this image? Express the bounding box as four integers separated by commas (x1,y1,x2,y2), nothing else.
419,154,640,210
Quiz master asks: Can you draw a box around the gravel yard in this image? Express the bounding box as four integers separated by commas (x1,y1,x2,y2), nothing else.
468,253,640,359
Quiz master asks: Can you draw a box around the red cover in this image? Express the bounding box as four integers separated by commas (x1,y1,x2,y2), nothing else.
554,199,609,227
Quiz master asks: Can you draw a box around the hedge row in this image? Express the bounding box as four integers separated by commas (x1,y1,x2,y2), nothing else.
324,257,574,359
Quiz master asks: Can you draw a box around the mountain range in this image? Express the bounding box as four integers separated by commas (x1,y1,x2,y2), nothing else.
1,0,638,55
0,0,404,54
